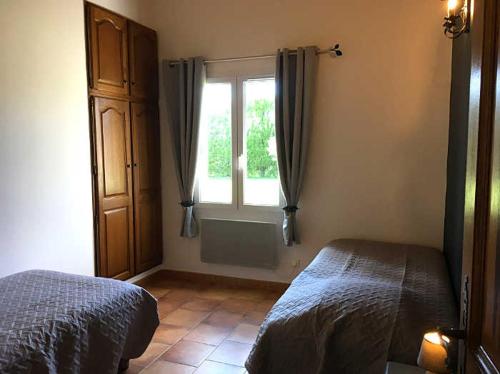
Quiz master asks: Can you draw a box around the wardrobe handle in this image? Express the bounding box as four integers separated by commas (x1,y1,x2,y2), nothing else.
126,163,131,168
133,163,138,167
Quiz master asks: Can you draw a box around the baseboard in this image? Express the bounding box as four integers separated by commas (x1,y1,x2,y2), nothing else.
126,264,164,285
142,269,290,293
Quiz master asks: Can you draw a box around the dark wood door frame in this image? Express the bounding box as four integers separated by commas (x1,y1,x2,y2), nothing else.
461,0,500,372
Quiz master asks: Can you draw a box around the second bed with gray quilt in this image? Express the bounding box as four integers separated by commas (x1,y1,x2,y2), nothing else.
245,239,457,374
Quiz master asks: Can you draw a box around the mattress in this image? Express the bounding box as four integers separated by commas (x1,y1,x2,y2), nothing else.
246,239,458,374
0,270,159,374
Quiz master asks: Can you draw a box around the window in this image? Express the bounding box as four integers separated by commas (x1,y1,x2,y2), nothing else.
197,82,233,204
196,75,281,208
242,78,280,206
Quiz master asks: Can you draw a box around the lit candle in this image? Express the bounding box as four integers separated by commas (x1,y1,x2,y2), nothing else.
417,332,451,374
448,0,459,17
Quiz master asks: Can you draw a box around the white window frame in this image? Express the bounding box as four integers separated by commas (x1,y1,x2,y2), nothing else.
237,74,284,212
195,71,285,214
194,77,238,210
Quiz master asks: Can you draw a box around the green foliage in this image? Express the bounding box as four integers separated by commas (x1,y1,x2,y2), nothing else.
206,98,278,179
245,99,278,178
207,110,231,177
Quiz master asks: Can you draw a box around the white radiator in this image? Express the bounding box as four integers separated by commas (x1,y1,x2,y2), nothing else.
200,218,277,269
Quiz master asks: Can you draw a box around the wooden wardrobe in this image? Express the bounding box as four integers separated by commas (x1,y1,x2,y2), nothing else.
85,3,163,280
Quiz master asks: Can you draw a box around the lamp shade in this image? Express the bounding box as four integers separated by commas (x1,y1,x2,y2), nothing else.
417,332,451,373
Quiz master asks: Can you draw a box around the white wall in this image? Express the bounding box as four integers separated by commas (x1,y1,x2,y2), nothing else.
0,0,151,278
0,0,453,283
148,0,453,283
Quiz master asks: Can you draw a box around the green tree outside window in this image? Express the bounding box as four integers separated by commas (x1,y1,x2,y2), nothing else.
207,98,278,179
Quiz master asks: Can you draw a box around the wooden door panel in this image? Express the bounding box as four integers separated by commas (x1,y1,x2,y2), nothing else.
482,190,500,371
464,1,500,372
136,105,157,190
97,22,123,84
104,207,131,279
481,5,500,365
101,107,129,196
129,22,158,99
482,172,500,368
138,198,156,264
88,5,129,95
93,97,134,280
131,103,162,273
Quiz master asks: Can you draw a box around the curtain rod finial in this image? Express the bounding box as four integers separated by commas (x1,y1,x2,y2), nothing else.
328,44,343,57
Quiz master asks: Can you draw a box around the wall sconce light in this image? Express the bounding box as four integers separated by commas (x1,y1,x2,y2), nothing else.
442,0,470,39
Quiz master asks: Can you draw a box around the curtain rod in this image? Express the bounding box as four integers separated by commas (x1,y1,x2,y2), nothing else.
168,44,343,66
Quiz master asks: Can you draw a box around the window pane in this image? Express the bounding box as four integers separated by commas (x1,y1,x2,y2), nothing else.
198,83,232,204
243,78,280,206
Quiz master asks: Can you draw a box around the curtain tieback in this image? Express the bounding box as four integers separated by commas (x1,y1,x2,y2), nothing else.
180,200,195,208
283,205,298,213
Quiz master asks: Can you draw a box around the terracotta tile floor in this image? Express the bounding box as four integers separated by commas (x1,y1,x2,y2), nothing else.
126,278,283,374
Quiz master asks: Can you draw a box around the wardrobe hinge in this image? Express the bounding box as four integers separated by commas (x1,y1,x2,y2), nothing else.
462,275,469,331
93,211,99,229
89,97,95,116
92,165,98,176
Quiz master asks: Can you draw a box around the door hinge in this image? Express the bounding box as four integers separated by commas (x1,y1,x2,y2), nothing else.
89,97,95,119
462,275,469,331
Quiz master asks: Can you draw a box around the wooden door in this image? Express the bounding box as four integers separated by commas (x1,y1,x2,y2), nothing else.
472,1,500,368
129,22,158,99
87,5,129,96
462,0,500,372
479,182,500,370
131,102,163,273
92,97,135,280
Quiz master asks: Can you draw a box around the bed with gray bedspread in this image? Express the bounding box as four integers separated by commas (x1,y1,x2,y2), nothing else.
0,270,159,374
246,239,457,374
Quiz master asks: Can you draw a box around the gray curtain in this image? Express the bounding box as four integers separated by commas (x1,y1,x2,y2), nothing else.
162,57,205,238
275,47,318,246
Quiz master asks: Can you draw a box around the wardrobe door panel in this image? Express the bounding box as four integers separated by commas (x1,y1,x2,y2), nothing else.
129,22,158,99
137,199,156,265
93,97,134,280
88,5,129,96
132,102,163,273
102,107,128,196
104,207,131,278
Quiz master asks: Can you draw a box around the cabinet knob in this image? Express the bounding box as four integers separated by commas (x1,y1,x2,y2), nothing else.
126,163,131,168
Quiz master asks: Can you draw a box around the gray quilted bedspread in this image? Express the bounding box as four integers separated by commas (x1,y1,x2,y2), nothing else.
246,239,457,374
0,270,159,374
